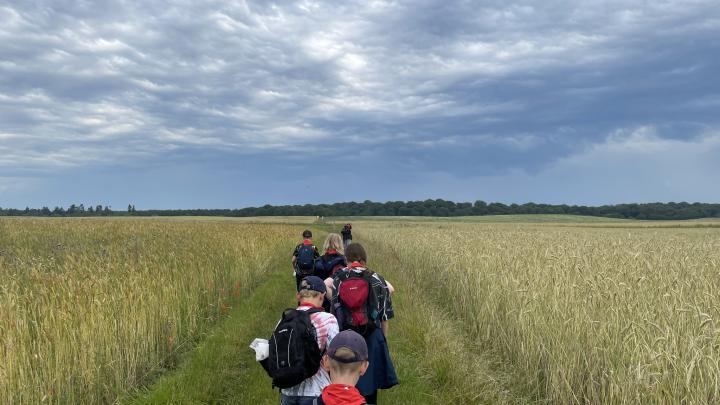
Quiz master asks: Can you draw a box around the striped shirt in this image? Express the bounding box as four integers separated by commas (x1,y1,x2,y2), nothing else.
280,305,339,397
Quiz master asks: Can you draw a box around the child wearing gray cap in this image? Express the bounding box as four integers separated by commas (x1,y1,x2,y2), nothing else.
314,330,369,405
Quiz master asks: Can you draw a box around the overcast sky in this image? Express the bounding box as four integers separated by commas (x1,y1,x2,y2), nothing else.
1,0,719,209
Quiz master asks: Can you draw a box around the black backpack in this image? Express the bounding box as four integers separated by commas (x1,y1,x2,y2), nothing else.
267,308,323,388
296,244,316,275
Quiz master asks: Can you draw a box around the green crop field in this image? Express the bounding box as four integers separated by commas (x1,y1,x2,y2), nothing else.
2,216,720,404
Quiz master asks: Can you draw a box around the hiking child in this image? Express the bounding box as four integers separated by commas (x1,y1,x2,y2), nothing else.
315,233,347,311
340,224,352,248
330,243,397,404
323,245,395,315
265,276,340,405
315,233,347,281
292,230,320,291
313,330,369,405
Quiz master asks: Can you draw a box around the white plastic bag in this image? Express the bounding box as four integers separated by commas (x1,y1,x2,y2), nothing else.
249,338,269,362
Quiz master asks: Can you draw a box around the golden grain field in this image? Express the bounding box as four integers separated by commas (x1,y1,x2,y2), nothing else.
0,218,297,404
4,217,720,404
359,221,720,404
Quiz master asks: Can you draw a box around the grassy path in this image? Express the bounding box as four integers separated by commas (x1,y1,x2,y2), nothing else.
126,228,535,404
125,236,302,404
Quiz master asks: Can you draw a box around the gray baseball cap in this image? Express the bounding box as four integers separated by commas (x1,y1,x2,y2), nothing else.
327,330,368,363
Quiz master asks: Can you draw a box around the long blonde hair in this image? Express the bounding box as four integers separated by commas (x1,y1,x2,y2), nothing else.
323,233,344,255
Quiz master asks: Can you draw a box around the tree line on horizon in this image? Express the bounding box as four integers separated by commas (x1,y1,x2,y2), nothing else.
1,200,719,220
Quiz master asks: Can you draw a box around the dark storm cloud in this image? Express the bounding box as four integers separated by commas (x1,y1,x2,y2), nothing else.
1,0,719,206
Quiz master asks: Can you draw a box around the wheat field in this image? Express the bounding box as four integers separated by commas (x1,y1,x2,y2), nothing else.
359,221,720,403
0,218,297,404
4,217,720,404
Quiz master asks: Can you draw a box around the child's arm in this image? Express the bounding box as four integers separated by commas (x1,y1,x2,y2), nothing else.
324,277,334,299
381,320,389,337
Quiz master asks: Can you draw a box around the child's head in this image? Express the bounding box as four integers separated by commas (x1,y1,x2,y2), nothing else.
323,233,344,255
302,229,312,239
297,276,326,305
344,243,367,264
323,330,369,383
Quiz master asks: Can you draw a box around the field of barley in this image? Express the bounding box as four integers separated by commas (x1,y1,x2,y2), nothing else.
358,220,720,403
0,218,299,404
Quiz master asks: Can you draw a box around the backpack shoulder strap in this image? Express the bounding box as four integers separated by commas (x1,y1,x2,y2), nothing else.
360,270,380,322
297,308,325,330
335,269,352,281
282,308,299,319
360,268,375,281
276,308,298,328
298,308,324,352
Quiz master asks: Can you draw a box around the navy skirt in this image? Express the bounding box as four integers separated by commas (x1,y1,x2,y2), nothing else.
356,328,399,395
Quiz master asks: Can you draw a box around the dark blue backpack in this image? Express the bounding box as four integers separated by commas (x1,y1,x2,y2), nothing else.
296,244,316,275
315,254,347,279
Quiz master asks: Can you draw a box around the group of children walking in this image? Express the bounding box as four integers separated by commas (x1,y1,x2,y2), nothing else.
254,227,397,405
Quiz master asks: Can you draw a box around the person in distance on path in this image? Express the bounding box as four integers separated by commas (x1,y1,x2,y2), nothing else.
340,224,352,249
292,230,320,291
313,330,370,405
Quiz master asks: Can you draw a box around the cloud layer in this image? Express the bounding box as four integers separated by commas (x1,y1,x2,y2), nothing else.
1,1,719,207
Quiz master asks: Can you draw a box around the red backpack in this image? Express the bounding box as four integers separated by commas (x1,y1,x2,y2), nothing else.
335,270,378,336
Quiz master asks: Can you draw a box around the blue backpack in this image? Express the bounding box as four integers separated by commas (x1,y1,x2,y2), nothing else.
296,244,316,275
315,255,347,279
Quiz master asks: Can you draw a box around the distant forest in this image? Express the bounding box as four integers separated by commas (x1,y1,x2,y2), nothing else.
1,200,720,220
